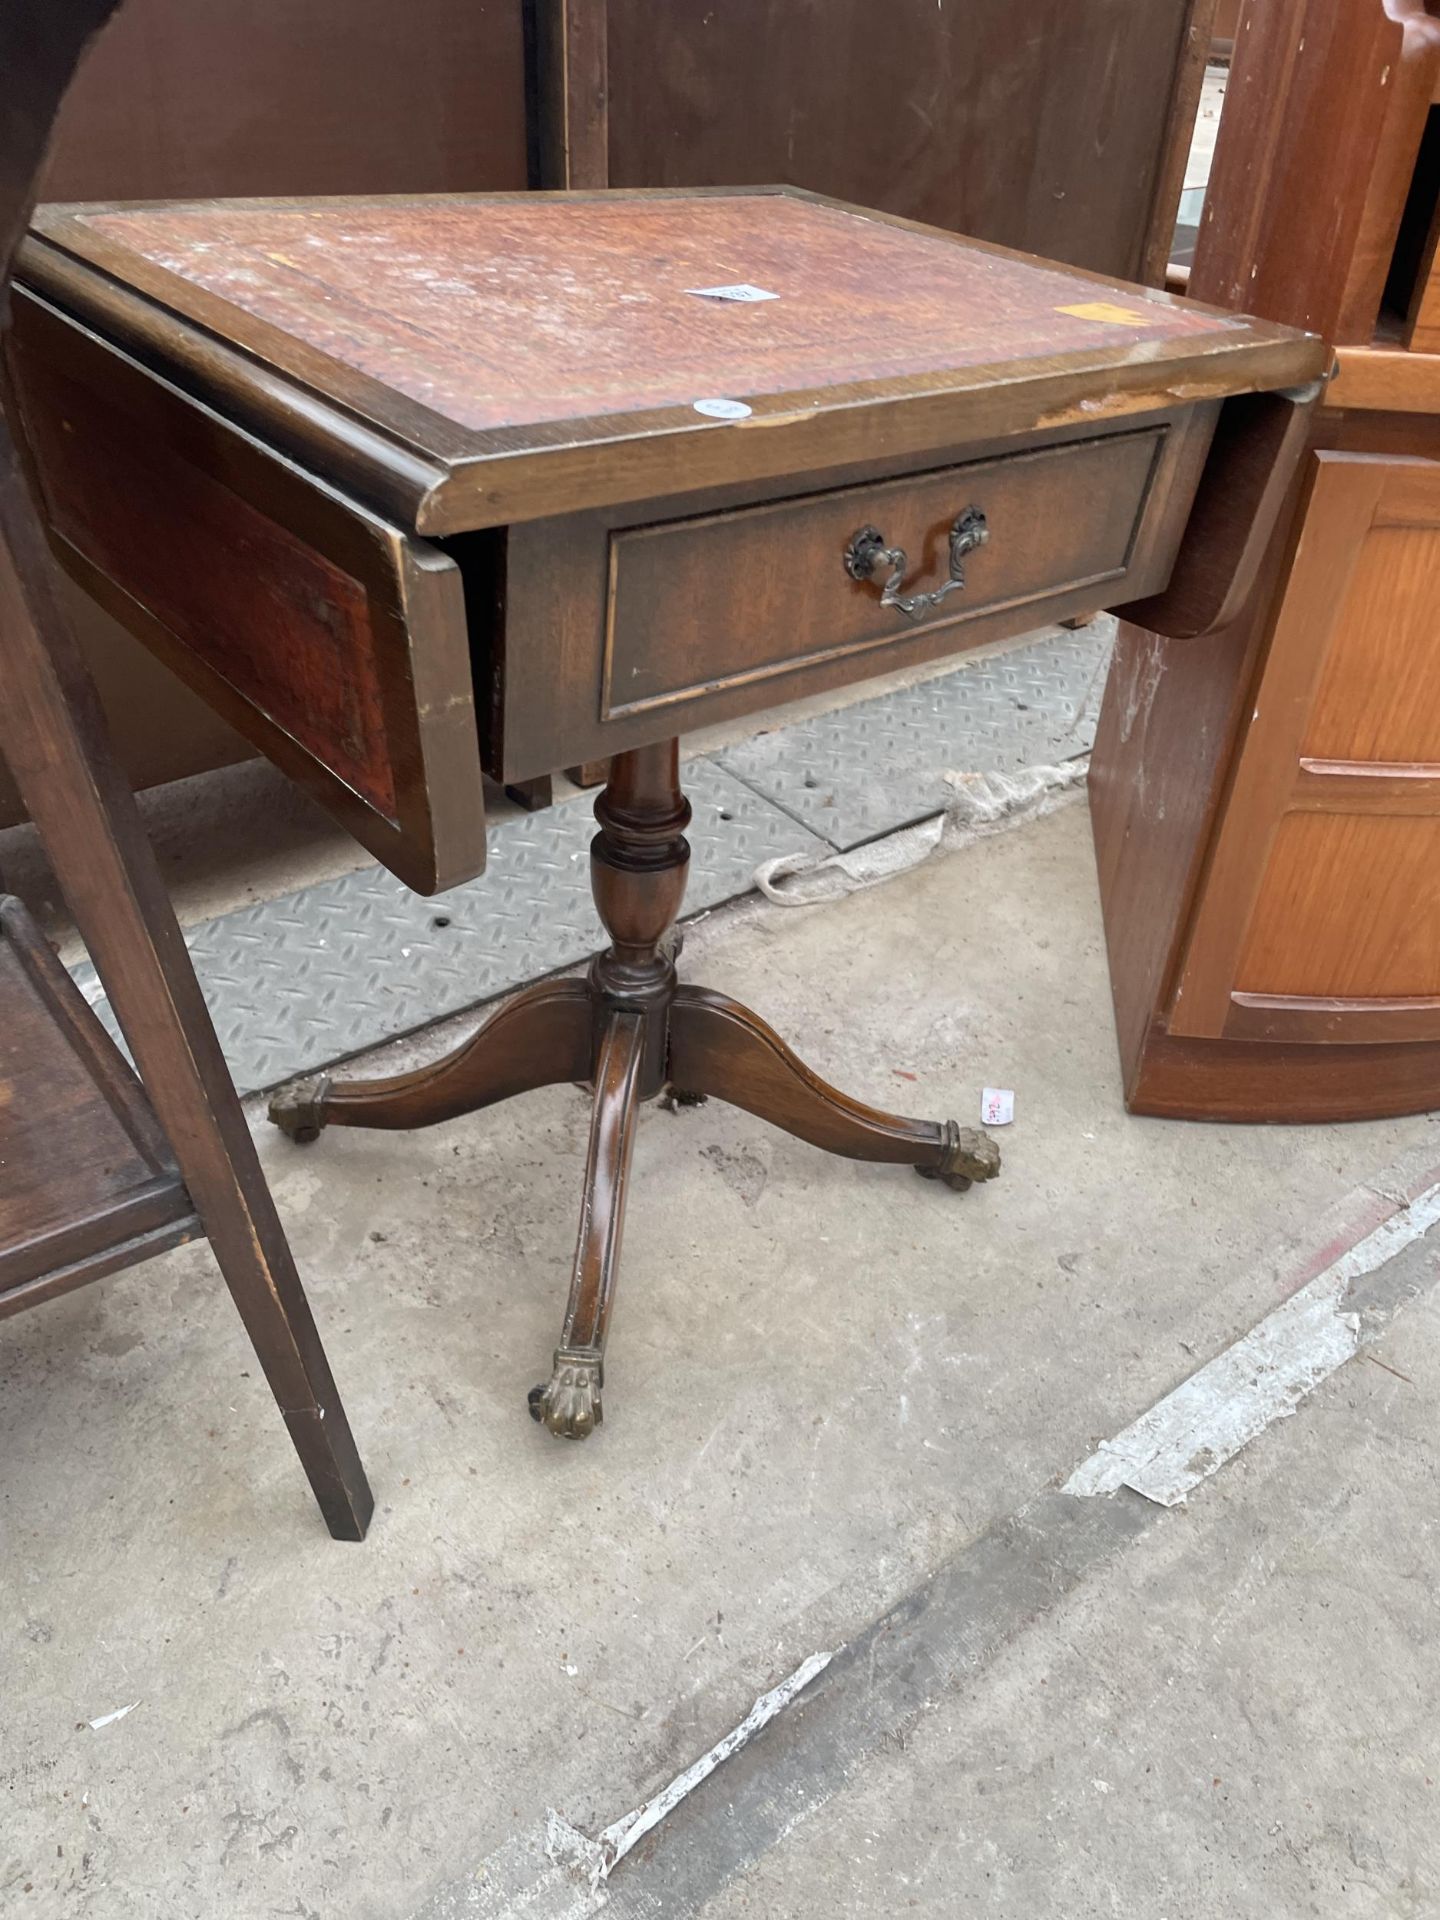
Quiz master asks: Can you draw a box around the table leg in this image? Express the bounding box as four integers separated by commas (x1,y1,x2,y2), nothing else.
668,985,1001,1190
271,738,998,1445
527,1009,646,1439
269,976,593,1139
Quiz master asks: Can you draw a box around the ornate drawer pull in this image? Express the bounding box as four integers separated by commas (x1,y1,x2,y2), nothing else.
844,506,989,621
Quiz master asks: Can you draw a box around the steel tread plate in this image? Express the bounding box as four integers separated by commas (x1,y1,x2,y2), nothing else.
714,621,1113,848
72,760,825,1097
69,626,1110,1094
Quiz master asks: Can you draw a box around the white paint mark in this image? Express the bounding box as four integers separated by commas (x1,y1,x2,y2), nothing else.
1065,1182,1440,1506
87,1701,140,1731
684,283,779,303
551,1650,834,1891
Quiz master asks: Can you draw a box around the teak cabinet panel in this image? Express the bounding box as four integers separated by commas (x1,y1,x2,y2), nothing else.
1236,813,1440,1001
1303,509,1440,765
1089,0,1440,1121
1172,450,1440,1045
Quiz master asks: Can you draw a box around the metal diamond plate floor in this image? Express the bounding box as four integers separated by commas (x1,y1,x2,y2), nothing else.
716,620,1113,848
73,760,824,1097
70,623,1113,1095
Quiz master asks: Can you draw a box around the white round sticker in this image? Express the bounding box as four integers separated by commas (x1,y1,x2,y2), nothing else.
692,397,753,420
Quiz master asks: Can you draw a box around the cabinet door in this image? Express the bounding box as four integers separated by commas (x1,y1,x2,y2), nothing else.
1173,450,1440,1045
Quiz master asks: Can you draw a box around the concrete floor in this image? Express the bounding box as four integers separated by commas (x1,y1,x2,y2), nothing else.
3,797,1437,1918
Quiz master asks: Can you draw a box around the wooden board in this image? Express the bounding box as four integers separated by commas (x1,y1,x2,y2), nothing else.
42,0,529,202
603,0,1213,284
22,188,1325,534
10,290,489,894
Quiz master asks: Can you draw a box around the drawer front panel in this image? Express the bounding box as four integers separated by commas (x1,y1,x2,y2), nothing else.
605,427,1165,719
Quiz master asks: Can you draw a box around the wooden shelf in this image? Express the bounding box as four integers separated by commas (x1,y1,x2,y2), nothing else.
1329,343,1440,413
0,895,197,1316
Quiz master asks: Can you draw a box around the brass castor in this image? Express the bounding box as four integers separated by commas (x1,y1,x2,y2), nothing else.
916,1120,1002,1192
268,1074,333,1144
528,1346,604,1440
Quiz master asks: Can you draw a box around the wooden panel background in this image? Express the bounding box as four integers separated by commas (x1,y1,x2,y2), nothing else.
604,0,1212,281
0,0,529,828
41,0,529,201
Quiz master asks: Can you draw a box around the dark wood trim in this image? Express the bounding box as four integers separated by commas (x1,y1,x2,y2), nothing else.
530,0,609,191
0,891,196,1294
0,1215,202,1320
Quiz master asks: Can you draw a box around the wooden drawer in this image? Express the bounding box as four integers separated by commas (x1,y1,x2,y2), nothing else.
607,429,1166,720
486,408,1217,780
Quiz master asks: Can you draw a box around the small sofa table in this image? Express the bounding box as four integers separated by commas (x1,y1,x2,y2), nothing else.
10,189,1324,1437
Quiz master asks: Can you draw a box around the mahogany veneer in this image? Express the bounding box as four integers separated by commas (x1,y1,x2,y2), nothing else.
9,186,1324,1433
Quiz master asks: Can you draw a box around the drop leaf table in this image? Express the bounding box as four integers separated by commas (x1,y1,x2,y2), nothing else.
9,188,1326,1437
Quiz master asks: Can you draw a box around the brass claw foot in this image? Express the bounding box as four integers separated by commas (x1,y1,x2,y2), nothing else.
528,1346,604,1439
916,1120,1002,1192
269,1074,333,1144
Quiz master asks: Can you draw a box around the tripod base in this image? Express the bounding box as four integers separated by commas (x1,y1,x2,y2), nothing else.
270,743,1000,1439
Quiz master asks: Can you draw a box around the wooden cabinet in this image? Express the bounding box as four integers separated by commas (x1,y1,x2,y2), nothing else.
1092,0,1440,1121
1173,450,1440,1047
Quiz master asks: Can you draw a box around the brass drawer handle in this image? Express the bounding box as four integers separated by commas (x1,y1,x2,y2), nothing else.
844,506,989,621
